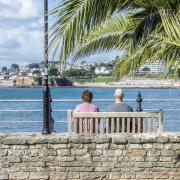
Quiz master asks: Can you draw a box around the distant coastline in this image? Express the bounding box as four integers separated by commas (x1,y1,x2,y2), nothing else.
0,78,180,88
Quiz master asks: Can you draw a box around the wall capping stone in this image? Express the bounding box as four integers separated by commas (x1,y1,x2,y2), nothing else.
0,132,180,145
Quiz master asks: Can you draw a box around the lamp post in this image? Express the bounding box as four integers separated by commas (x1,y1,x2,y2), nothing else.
42,0,52,134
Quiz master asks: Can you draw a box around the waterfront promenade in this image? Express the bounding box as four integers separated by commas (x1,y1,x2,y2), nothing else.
1,79,180,88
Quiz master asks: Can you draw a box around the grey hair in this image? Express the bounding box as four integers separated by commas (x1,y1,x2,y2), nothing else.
114,88,124,99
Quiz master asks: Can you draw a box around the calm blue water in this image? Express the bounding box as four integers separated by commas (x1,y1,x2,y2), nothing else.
0,87,180,132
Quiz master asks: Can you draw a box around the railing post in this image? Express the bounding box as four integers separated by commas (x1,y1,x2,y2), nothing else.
159,109,163,133
136,91,143,112
68,110,73,133
50,94,54,132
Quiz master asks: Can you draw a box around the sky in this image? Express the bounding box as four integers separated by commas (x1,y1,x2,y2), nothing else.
0,0,121,68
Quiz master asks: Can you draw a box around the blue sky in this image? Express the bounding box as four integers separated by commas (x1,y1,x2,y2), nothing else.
0,0,121,68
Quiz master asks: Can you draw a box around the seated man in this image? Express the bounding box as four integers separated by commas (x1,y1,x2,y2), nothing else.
108,88,133,112
107,88,133,132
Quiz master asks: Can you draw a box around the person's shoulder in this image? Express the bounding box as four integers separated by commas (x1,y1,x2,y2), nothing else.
91,103,98,108
91,103,99,111
74,103,83,111
107,103,116,111
127,105,133,112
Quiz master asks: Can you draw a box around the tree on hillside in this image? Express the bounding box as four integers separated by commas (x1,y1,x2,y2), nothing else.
142,67,151,72
50,0,180,79
32,70,41,76
11,63,19,70
49,68,59,77
29,63,40,69
2,67,7,72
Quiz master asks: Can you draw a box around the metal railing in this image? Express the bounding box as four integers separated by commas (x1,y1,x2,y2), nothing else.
0,92,180,132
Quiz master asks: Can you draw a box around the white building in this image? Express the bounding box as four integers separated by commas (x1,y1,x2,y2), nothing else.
138,60,166,74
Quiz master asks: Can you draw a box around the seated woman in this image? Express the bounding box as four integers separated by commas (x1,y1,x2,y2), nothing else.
74,90,99,133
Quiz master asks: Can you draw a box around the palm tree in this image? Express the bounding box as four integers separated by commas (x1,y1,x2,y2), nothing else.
50,0,180,79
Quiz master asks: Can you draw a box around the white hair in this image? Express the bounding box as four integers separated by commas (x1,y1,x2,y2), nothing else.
114,88,124,99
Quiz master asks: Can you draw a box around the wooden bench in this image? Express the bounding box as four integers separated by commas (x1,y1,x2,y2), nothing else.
68,110,163,134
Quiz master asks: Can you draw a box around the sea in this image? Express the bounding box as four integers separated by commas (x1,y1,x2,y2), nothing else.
0,87,180,132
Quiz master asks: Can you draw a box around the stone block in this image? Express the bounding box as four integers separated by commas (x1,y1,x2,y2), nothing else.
3,136,28,145
142,144,153,149
0,174,8,180
96,143,109,149
0,145,9,149
80,172,106,180
57,156,74,162
147,150,161,157
70,135,95,144
69,143,83,149
68,167,94,172
140,135,157,143
110,144,126,150
161,150,174,156
131,156,144,162
170,136,180,143
95,167,110,172
127,149,146,156
40,156,55,162
93,156,107,162
107,156,118,162
8,157,21,163
126,144,142,149
102,162,114,167
59,161,83,167
57,149,70,156
22,156,39,162
164,144,174,150
135,162,153,168
136,172,154,179
9,172,29,180
91,150,103,156
169,172,180,180
49,172,67,180
131,167,145,172
109,172,124,179
153,143,164,149
29,172,49,180
125,172,136,179
114,162,133,168
71,149,87,155
112,135,127,144
146,156,159,162
12,145,28,150
83,161,102,167
103,150,123,156
76,154,91,161
0,150,7,157
157,136,169,143
67,172,80,179
154,172,169,179
95,135,110,144
150,167,163,172
127,135,141,143
47,144,67,149
48,136,69,144
159,157,172,162
121,168,131,172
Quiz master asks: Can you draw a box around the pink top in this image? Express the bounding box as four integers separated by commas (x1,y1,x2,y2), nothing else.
74,102,99,112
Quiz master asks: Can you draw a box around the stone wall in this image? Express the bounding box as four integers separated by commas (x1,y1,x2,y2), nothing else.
0,133,180,180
